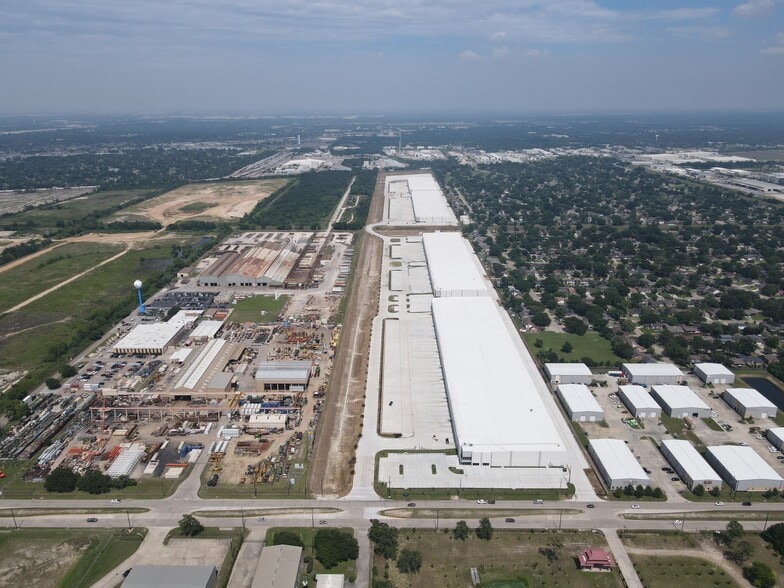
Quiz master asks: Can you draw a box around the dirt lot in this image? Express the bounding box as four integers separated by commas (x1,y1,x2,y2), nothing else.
113,180,288,226
308,173,385,496
0,532,89,588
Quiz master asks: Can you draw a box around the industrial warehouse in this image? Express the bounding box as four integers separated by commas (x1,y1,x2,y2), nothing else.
650,385,711,418
722,387,778,419
706,445,784,491
622,362,684,386
422,231,491,297
383,171,458,225
556,384,604,422
588,438,649,490
545,363,593,385
694,362,735,385
195,232,318,288
660,439,722,491
617,385,662,419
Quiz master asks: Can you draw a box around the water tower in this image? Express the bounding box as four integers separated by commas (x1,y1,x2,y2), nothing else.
134,279,145,314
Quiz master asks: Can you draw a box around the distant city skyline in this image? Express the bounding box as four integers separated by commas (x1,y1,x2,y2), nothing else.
1,0,783,114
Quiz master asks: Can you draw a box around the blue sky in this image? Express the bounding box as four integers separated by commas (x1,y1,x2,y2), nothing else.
1,0,782,114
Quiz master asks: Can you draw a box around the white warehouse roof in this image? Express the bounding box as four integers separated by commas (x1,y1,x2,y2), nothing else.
623,363,684,378
694,363,734,377
661,440,721,484
724,388,777,410
190,320,224,339
545,363,592,377
406,174,457,224
618,385,661,411
707,445,784,484
588,439,649,483
557,384,603,415
651,385,709,410
112,322,184,353
422,232,489,297
431,296,565,457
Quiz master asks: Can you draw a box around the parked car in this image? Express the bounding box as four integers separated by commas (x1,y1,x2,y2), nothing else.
714,502,724,506
86,517,98,522
586,504,595,509
505,518,515,523
631,504,640,509
407,503,416,507
742,502,752,506
533,499,544,504
670,477,680,482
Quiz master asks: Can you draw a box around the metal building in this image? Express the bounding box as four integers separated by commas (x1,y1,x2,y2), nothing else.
617,385,662,419
556,384,604,422
705,445,784,492
722,388,778,419
588,438,649,490
650,385,710,418
660,439,722,491
767,427,784,451
622,362,684,386
252,545,303,588
694,363,735,385
123,565,218,588
255,361,311,393
545,363,593,385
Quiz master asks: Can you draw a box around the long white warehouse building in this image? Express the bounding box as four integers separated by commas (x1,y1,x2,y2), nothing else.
432,296,567,467
422,232,490,297
588,438,649,490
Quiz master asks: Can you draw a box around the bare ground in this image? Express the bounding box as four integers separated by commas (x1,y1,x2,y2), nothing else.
0,535,88,588
308,174,385,496
112,180,287,226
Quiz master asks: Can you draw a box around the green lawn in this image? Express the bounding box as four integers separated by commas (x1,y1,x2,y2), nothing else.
179,201,218,213
229,294,289,324
0,190,147,228
0,241,123,314
265,527,358,583
0,527,146,588
523,331,622,366
619,530,697,550
660,415,705,452
0,459,192,499
630,555,739,588
372,529,622,588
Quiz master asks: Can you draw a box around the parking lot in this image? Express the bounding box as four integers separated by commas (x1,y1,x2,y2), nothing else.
572,371,784,500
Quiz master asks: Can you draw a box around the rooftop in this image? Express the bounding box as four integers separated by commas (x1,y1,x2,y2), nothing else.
589,438,649,482
618,385,661,410
661,439,721,482
694,362,734,377
724,387,777,410
651,385,710,410
707,445,784,483
422,232,489,297
623,362,684,377
545,363,592,377
557,384,603,414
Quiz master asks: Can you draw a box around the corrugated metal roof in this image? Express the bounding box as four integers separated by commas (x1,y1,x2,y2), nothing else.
589,438,649,482
546,363,592,377
422,232,489,297
707,445,784,483
623,363,684,377
557,384,603,415
661,440,721,483
651,385,710,410
724,388,777,410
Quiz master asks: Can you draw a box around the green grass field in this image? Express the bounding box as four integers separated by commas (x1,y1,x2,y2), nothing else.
229,294,288,324
523,331,622,366
0,241,124,314
0,190,147,228
372,529,622,588
0,236,198,374
179,201,218,213
0,527,146,588
630,555,738,588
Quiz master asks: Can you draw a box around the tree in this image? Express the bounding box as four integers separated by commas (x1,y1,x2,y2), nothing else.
44,466,80,493
564,317,588,335
314,529,359,569
272,531,304,548
539,546,559,563
561,341,573,353
76,469,112,494
45,377,61,390
397,549,422,574
532,312,551,328
368,520,399,559
178,514,204,537
724,520,744,546
453,520,471,541
476,517,493,540
761,522,784,556
693,484,705,497
652,487,663,499
729,540,754,564
744,561,776,588
59,364,78,378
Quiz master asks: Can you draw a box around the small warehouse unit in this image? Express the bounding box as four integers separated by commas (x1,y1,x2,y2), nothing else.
722,388,778,419
545,363,593,385
617,385,662,419
588,438,649,490
556,384,604,422
650,385,711,418
705,445,784,492
251,544,303,588
122,565,218,588
247,413,288,431
622,362,684,386
188,319,224,343
767,427,784,451
694,363,735,385
255,360,311,393
660,439,722,491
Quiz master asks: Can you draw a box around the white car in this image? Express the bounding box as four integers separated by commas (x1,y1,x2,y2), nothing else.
477,499,488,504
110,499,121,503
673,519,683,525
631,504,640,509
715,502,724,506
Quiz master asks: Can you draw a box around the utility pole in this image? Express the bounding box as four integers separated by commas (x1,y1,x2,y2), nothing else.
126,509,132,531
558,508,563,531
436,509,439,532
764,512,770,532
311,507,314,529
241,508,245,530
10,508,18,530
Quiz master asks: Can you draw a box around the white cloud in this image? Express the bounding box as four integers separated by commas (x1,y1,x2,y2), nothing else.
648,7,721,21
458,49,482,62
492,46,510,59
669,26,732,40
490,31,507,41
762,31,784,53
733,0,775,17
523,48,547,57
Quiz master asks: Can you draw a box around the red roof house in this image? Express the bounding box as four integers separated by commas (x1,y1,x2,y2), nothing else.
578,548,614,570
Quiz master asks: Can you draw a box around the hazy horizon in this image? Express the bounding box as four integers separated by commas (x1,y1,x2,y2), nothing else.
2,0,783,115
